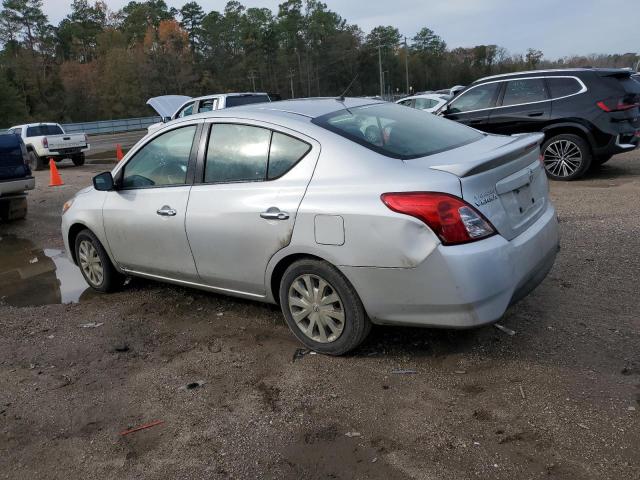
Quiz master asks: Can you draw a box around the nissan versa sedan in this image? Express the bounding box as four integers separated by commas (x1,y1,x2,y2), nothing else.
61,98,559,355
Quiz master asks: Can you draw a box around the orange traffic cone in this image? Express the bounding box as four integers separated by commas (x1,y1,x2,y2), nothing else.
49,159,64,186
116,144,124,162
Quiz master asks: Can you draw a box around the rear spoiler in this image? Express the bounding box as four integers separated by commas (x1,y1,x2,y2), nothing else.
431,133,544,178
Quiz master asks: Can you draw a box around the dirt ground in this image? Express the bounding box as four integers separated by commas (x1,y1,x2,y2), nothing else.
1,152,639,480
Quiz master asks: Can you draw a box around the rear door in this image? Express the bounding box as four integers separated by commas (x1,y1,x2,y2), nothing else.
186,121,319,296
443,82,501,129
488,77,551,134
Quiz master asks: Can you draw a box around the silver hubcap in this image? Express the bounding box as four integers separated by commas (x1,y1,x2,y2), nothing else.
78,240,104,287
544,140,582,177
288,274,345,343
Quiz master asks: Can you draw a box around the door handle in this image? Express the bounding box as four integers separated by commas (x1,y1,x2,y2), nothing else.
260,208,290,220
156,205,177,216
527,112,544,117
467,119,483,125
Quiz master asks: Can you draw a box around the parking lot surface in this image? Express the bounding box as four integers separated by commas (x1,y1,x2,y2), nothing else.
1,152,639,479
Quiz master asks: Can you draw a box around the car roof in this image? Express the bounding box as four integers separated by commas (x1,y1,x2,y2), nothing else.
202,97,383,119
397,94,448,102
473,68,632,84
9,123,60,129
192,92,269,101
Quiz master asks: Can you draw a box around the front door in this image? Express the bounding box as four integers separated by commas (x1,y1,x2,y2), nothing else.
186,122,318,296
444,81,501,130
103,124,200,280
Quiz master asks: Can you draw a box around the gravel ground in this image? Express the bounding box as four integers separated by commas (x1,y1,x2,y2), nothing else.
1,152,639,479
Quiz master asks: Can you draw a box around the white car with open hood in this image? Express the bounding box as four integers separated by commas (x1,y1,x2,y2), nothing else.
146,93,271,133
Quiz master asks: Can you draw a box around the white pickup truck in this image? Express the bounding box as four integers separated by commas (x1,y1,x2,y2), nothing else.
7,123,90,171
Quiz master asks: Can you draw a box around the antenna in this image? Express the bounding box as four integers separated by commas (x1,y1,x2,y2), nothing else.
338,73,359,101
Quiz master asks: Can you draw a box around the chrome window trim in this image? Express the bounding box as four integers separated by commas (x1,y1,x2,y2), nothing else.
447,76,587,115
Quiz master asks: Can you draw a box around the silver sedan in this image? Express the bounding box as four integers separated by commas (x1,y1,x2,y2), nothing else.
61,98,559,355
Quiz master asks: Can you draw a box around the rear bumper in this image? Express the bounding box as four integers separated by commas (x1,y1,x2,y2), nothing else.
340,201,559,328
0,176,35,197
594,130,640,157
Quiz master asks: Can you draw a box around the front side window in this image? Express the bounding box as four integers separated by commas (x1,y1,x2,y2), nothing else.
398,99,412,107
177,102,195,118
122,126,196,188
205,124,270,183
312,103,483,160
502,78,548,106
547,77,582,98
448,83,500,114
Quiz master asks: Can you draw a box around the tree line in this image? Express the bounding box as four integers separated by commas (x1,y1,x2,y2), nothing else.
0,0,637,127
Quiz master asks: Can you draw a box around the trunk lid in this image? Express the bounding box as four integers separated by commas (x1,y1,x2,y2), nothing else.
410,133,548,240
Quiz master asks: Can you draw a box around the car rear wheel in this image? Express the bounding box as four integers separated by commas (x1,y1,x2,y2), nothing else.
74,229,124,293
28,151,44,171
279,259,371,355
542,134,592,181
72,153,85,166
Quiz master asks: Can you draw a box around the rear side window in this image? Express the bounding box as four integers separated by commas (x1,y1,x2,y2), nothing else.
225,95,270,108
547,77,583,98
205,125,311,183
26,125,63,136
448,83,500,113
268,132,311,179
502,79,548,106
205,124,270,183
415,98,436,109
198,99,217,113
312,103,483,160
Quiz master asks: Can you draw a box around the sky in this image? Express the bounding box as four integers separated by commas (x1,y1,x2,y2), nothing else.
42,0,640,59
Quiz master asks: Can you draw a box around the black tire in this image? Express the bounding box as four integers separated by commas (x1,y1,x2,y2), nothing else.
592,154,613,167
279,259,371,355
74,229,124,293
72,153,85,166
541,134,592,181
28,151,44,171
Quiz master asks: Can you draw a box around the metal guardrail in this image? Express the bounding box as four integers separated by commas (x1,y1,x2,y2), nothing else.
62,116,161,135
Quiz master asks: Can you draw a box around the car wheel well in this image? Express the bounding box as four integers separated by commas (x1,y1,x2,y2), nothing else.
269,253,327,305
542,126,593,153
68,223,89,264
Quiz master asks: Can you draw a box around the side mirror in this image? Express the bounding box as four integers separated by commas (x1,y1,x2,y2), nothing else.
162,116,171,123
93,172,114,191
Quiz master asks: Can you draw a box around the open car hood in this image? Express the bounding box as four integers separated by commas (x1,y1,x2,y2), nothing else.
146,95,192,118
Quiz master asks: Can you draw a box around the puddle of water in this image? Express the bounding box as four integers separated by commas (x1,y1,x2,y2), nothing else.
0,235,96,307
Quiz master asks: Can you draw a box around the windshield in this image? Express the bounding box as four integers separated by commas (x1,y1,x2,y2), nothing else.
225,95,270,108
26,125,64,136
312,103,483,159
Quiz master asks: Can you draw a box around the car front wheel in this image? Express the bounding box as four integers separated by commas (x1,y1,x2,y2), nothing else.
542,134,592,181
279,259,371,355
74,229,124,292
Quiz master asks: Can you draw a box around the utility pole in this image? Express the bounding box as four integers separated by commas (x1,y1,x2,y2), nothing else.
287,68,295,99
378,44,383,98
404,36,410,94
248,70,257,92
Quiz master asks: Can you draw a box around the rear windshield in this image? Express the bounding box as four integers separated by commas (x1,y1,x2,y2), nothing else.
225,95,270,108
26,125,63,136
312,103,483,159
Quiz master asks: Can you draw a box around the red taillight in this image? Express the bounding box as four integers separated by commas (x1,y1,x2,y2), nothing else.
381,192,496,245
42,137,48,148
597,99,640,112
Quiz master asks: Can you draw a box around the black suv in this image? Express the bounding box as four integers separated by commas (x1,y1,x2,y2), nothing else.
0,133,34,220
440,68,640,180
